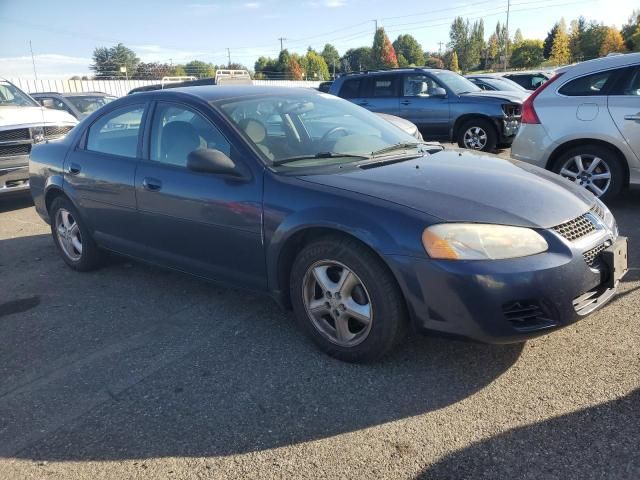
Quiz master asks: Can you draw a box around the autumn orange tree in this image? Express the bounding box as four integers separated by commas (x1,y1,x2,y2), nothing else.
371,28,398,69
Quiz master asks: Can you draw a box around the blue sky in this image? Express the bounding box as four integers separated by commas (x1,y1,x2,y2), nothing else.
0,0,637,78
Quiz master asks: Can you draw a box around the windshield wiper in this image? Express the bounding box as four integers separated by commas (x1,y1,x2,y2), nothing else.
369,142,424,157
272,152,370,166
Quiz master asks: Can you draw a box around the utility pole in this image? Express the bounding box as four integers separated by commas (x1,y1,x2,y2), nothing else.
227,48,231,67
278,37,287,51
437,41,444,56
372,19,378,33
504,0,511,71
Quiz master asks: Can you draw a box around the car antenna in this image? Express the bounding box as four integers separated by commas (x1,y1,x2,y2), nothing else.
30,40,47,143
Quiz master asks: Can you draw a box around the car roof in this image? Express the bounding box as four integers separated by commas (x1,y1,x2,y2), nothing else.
130,85,321,102
557,52,640,76
31,91,113,97
338,68,449,79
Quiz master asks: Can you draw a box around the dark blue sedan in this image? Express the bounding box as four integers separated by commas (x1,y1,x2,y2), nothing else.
29,86,627,362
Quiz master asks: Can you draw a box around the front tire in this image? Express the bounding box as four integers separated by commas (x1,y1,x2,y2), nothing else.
49,196,102,271
552,145,624,202
290,236,407,363
457,118,497,152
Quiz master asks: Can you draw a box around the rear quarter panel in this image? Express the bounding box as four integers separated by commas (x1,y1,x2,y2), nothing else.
29,140,71,222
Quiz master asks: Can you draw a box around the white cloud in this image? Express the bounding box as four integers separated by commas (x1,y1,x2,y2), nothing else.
131,44,209,63
307,0,346,7
0,54,91,79
244,2,260,8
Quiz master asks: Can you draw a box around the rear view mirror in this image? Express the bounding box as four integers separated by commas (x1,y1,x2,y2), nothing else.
187,148,247,179
429,87,447,98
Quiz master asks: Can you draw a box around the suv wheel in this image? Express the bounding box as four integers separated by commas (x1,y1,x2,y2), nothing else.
50,196,102,271
290,236,407,363
552,145,624,201
457,118,497,152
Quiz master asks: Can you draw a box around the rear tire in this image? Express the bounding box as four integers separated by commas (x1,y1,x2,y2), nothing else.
552,145,624,202
457,118,497,152
49,196,102,271
290,236,407,363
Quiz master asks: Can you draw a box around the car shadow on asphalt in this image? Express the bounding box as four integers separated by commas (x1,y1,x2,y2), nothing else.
0,233,524,461
415,388,640,479
0,192,33,213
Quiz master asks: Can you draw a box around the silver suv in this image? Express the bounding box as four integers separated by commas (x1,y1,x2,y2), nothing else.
511,53,640,201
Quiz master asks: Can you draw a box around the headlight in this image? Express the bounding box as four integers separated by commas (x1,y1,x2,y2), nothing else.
422,223,548,260
594,198,617,235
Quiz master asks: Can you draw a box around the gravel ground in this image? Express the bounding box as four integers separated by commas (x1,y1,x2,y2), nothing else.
0,181,638,480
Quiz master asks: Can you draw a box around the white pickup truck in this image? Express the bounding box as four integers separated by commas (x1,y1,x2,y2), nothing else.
0,79,77,194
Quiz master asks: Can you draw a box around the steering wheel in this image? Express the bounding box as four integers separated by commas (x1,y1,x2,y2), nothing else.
319,126,349,144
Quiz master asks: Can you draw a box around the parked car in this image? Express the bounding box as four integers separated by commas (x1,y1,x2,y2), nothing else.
329,68,523,151
0,79,77,194
317,81,333,93
465,74,529,100
31,92,116,120
501,71,553,91
30,86,627,362
128,70,251,94
511,53,640,201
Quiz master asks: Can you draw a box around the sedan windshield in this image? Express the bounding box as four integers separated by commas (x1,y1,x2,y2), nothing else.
67,95,116,114
216,92,420,167
0,81,39,107
481,77,526,92
432,71,481,95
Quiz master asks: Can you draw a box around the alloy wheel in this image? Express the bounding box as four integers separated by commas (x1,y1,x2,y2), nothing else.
463,126,488,150
302,260,373,347
55,208,83,261
559,154,611,197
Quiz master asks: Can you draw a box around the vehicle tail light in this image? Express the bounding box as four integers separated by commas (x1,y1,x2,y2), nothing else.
521,73,564,125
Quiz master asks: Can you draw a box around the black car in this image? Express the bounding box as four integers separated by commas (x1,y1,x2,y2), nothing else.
29,86,627,362
329,68,523,151
502,71,552,91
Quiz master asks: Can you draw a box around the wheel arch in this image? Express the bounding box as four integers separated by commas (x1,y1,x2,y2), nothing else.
452,113,499,140
546,139,630,186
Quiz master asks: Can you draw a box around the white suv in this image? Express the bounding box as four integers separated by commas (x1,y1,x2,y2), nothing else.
511,53,640,201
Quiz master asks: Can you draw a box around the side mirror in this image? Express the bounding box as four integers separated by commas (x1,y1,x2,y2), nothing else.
187,148,247,179
41,99,55,108
429,87,447,98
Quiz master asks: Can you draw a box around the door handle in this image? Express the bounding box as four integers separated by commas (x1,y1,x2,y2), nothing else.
624,113,640,121
142,177,162,192
401,100,411,106
67,163,81,175
357,101,369,106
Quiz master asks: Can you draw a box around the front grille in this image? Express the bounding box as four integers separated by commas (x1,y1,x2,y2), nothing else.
583,243,607,268
503,300,556,331
552,214,596,242
0,128,30,142
44,125,73,139
502,104,522,117
0,143,31,157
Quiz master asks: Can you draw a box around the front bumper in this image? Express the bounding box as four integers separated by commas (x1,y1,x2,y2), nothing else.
0,163,30,194
385,235,619,343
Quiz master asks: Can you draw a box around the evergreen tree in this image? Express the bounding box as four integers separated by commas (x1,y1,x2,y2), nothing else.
449,51,460,72
510,40,544,68
543,23,559,59
392,34,425,66
569,18,586,62
320,44,340,75
550,19,570,65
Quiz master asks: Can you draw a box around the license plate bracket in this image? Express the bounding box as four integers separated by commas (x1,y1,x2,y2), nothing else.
603,236,628,288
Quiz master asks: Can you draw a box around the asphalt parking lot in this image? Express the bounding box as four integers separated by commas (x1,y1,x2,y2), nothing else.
1,181,639,479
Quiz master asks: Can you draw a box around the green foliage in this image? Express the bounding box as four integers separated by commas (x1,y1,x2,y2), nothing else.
371,28,398,69
341,47,373,72
91,43,139,78
621,10,640,50
133,62,173,80
448,17,485,72
449,51,460,72
569,18,586,62
424,55,445,69
321,44,340,73
393,34,425,66
184,60,215,79
580,22,607,60
509,40,544,68
543,23,559,59
513,28,524,46
303,50,330,80
550,19,570,65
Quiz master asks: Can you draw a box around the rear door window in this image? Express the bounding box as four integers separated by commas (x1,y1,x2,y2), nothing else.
86,105,145,158
372,76,399,97
558,70,616,96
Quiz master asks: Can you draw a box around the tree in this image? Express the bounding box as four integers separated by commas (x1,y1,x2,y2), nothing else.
599,26,627,56
91,43,139,78
543,23,559,59
449,51,460,72
288,56,305,80
581,22,607,59
449,17,470,71
371,28,398,69
550,19,570,65
303,50,330,80
487,32,500,68
509,40,544,68
393,34,425,66
321,44,340,75
569,17,586,62
513,28,524,46
184,60,215,78
134,62,173,80
341,47,373,72
171,65,186,76
424,55,445,69
254,55,280,78
621,9,640,50
632,25,640,51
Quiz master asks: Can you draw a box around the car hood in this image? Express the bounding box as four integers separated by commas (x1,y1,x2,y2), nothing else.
299,150,595,228
0,106,77,128
375,113,418,135
460,90,524,104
